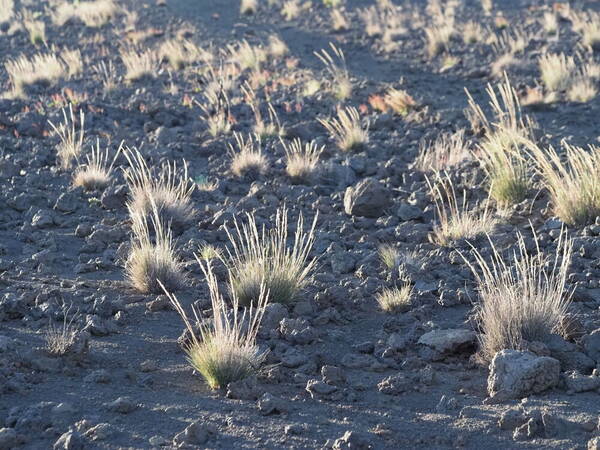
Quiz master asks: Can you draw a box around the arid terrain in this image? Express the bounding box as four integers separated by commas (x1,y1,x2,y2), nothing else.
1,0,600,448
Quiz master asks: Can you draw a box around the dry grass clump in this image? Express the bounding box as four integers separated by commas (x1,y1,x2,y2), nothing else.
92,60,119,94
315,43,352,100
159,39,210,70
53,0,118,27
126,205,184,294
523,140,600,226
462,229,573,361
242,85,284,138
73,140,121,190
162,260,268,389
22,10,46,45
572,11,600,51
198,86,233,137
224,207,318,306
61,49,83,77
466,74,533,205
48,104,85,170
228,40,266,72
282,138,323,183
538,53,576,92
416,130,470,171
376,283,413,313
120,48,159,81
268,35,288,58
379,244,401,272
0,0,14,24
566,75,598,103
319,106,369,152
5,52,67,94
543,12,559,34
229,133,268,178
123,147,196,230
281,0,300,21
427,174,497,246
330,8,349,32
463,21,485,44
45,304,81,356
424,24,454,57
385,88,417,117
240,0,258,15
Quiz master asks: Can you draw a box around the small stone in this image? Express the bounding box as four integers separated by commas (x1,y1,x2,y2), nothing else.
0,428,18,449
498,408,527,431
321,365,345,385
226,376,262,401
53,430,84,450
344,178,391,218
417,329,477,355
257,393,287,415
563,371,600,393
140,360,157,372
84,423,113,441
173,421,213,446
332,430,373,449
377,373,412,395
106,396,138,414
84,369,111,384
306,379,337,398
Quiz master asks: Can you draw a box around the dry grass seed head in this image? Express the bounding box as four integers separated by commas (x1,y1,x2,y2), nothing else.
427,173,497,246
461,228,573,361
282,138,323,183
197,85,233,137
160,260,268,389
123,147,196,230
21,9,46,45
416,129,470,171
318,106,369,152
240,0,258,15
224,207,318,306
126,204,184,294
376,283,413,313
572,11,600,50
159,39,210,70
0,0,14,24
229,132,268,178
282,0,300,21
330,8,349,31
61,49,83,77
48,104,85,170
268,35,288,58
73,140,121,190
566,75,598,102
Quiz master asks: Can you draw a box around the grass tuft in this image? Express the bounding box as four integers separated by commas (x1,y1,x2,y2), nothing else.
461,229,573,361
224,207,318,306
48,104,85,170
376,283,413,313
282,138,323,184
318,106,369,152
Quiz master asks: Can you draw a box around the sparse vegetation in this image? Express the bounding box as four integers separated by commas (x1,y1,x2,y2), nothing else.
73,140,121,190
318,106,368,151
229,132,268,178
376,283,413,313
315,43,352,100
161,260,267,389
462,229,573,361
283,138,323,183
224,207,318,306
416,130,470,171
47,104,85,170
5,52,67,94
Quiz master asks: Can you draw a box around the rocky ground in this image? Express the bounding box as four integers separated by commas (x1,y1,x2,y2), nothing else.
1,0,600,448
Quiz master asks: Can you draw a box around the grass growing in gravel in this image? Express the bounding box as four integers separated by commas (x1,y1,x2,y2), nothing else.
523,140,600,226
224,207,318,306
126,204,184,294
120,48,159,81
5,52,67,95
45,304,81,356
123,147,196,231
319,106,368,152
48,104,85,170
229,132,268,178
282,138,323,184
427,174,497,246
376,283,413,313
462,229,573,361
161,260,267,389
73,140,121,190
538,53,576,92
415,129,470,171
466,74,532,205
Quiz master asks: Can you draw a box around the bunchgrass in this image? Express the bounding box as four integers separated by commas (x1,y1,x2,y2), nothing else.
376,283,413,313
224,207,318,306
427,173,497,246
538,53,576,92
461,229,573,361
523,140,600,226
123,147,196,231
228,132,268,178
48,104,85,170
5,52,67,95
318,106,368,152
415,129,470,171
314,43,352,100
282,138,323,184
126,204,184,294
161,260,268,389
